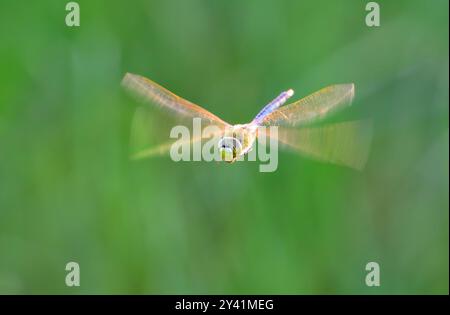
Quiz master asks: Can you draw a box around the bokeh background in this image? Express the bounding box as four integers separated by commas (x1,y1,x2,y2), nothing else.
0,0,448,294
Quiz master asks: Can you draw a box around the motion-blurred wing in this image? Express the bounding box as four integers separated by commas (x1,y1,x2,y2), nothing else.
129,105,225,160
268,120,372,170
130,131,220,160
123,73,230,160
259,84,355,127
122,72,230,128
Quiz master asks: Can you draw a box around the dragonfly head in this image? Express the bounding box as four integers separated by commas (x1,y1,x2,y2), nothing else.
218,136,242,163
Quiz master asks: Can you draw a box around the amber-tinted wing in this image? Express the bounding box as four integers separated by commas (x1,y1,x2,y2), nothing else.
122,73,230,159
122,73,230,128
264,120,372,170
259,84,355,127
129,105,225,160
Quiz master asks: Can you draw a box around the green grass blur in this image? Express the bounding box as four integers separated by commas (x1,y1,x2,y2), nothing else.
0,0,448,294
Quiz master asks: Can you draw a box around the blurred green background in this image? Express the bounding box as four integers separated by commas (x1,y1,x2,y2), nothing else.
0,0,448,294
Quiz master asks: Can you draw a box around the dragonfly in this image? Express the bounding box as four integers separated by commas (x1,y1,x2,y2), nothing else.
122,73,371,170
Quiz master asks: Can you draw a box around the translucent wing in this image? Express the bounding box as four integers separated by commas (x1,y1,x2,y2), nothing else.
130,131,222,160
131,137,197,160
129,105,225,160
259,84,355,127
122,72,230,128
264,120,372,170
122,73,230,160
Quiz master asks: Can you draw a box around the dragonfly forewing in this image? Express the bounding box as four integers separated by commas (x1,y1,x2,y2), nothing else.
122,73,230,128
259,84,355,127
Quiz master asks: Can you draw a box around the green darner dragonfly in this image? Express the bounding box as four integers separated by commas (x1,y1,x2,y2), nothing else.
122,73,371,170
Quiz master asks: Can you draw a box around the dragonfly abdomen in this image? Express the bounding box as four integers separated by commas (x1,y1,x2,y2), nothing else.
253,89,294,124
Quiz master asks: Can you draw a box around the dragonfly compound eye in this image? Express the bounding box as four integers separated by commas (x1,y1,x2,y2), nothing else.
218,137,242,162
220,146,234,162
